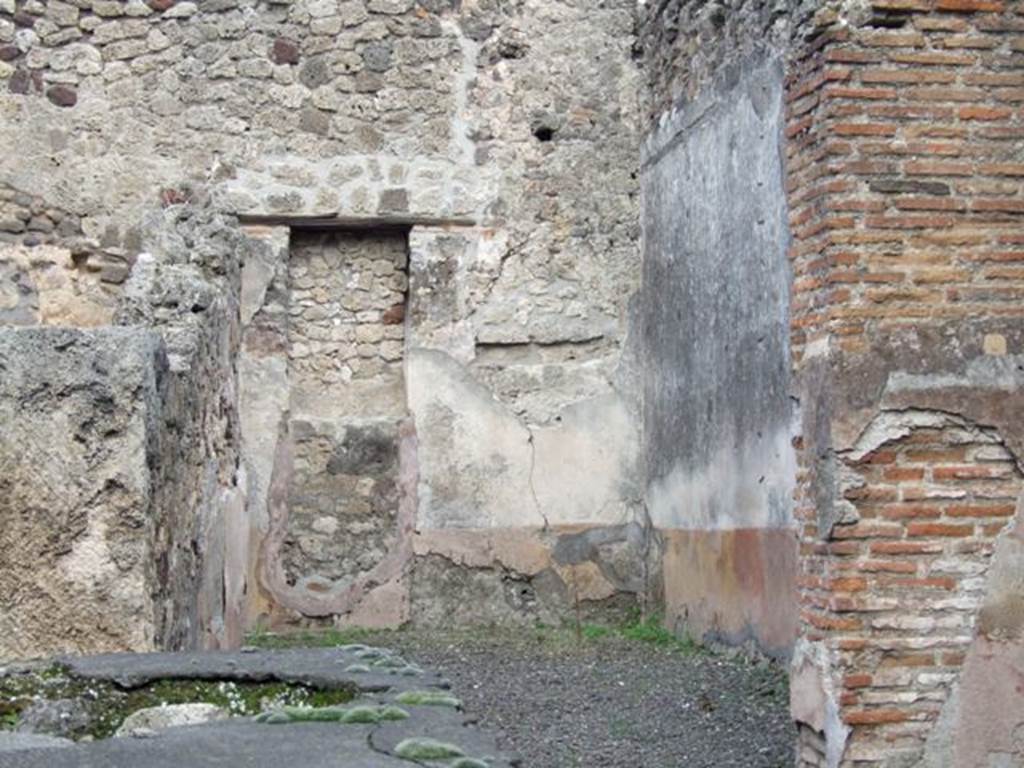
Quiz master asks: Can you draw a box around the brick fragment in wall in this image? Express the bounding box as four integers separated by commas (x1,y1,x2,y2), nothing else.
45,84,75,107
784,8,1024,365
270,37,299,66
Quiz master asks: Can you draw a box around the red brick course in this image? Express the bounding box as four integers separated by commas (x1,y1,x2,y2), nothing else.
795,425,1020,764
785,2,1023,765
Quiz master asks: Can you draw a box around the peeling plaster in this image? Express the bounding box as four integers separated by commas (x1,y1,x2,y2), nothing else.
843,409,1003,464
791,638,850,768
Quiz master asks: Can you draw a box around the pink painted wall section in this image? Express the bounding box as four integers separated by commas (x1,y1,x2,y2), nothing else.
661,528,799,658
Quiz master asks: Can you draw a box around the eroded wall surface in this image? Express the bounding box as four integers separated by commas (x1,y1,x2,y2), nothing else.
781,2,1024,767
0,0,645,635
636,2,805,658
0,311,239,658
0,327,165,658
0,201,250,659
283,231,407,590
641,3,1024,764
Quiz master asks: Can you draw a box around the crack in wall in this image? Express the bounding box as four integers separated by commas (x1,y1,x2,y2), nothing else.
463,237,525,329
635,499,658,616
525,426,549,531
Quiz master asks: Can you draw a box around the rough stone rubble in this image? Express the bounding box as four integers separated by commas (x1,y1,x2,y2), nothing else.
1,0,1022,766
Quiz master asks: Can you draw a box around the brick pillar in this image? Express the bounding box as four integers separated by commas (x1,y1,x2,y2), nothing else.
785,2,1024,766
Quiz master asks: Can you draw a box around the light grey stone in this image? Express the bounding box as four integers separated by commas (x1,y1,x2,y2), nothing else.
15,699,90,738
0,733,74,753
92,0,125,17
115,704,229,738
162,1,197,18
125,0,154,16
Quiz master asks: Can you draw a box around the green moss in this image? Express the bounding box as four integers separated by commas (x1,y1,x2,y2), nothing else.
581,624,612,640
449,759,490,768
619,614,701,654
0,671,355,740
395,690,461,708
245,627,390,649
378,705,410,721
304,687,361,709
37,664,70,680
371,655,407,669
280,705,347,722
394,737,465,761
342,705,384,724
253,703,409,726
620,615,676,645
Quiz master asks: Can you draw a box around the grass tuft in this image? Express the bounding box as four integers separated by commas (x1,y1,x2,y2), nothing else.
378,705,410,721
255,703,411,725
339,705,383,724
395,690,461,708
580,624,612,640
394,737,465,761
246,626,389,649
579,613,702,655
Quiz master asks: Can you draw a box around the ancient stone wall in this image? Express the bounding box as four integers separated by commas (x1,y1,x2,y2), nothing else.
283,230,407,591
115,203,248,651
0,0,646,635
0,243,117,327
781,1,1024,766
641,0,1024,763
635,0,817,657
0,327,168,658
0,198,251,660
244,220,649,630
0,0,641,327
0,318,241,658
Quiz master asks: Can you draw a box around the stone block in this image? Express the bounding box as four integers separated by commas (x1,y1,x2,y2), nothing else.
0,327,166,660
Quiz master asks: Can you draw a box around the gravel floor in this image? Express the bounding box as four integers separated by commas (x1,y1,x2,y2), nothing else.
384,629,795,768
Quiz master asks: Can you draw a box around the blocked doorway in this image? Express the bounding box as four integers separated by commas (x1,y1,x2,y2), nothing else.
280,229,409,594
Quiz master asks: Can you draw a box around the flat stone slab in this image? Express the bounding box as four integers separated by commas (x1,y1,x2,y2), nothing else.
0,721,403,768
372,706,512,763
59,647,444,692
0,732,73,753
2,647,514,768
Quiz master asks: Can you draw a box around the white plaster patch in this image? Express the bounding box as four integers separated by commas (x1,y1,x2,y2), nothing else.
646,423,796,531
845,409,1001,463
408,348,637,529
790,638,850,768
